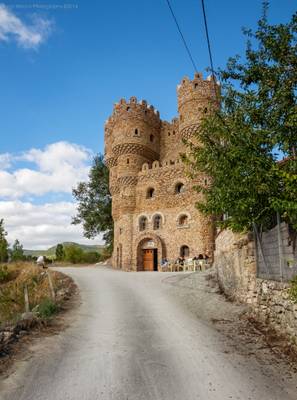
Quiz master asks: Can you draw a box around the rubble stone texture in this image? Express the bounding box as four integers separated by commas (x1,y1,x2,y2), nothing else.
104,73,218,271
214,229,297,346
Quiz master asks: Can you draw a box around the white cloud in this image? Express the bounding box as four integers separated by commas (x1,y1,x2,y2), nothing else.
0,141,91,199
0,4,52,49
0,200,103,250
0,141,101,249
0,153,12,169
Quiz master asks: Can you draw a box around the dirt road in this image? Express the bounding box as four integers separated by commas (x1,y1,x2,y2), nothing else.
1,267,296,400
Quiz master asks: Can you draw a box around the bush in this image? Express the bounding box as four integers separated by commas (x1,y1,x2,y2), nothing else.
63,245,102,264
82,251,102,264
38,298,58,319
64,245,84,264
0,265,10,283
289,276,297,303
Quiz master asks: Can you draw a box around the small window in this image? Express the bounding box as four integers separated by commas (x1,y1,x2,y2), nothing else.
139,216,148,231
134,128,139,136
146,188,155,199
194,83,198,88
150,134,154,142
126,106,130,111
168,132,171,137
180,245,189,257
173,131,175,135
153,215,162,230
178,215,188,226
127,158,130,164
204,107,208,114
175,182,185,194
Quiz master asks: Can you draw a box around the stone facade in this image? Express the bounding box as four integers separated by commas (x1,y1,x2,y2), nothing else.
104,73,218,271
214,229,297,347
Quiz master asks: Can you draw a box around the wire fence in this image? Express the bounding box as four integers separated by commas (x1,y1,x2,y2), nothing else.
254,216,297,282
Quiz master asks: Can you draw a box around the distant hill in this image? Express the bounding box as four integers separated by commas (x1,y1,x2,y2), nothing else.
24,242,105,257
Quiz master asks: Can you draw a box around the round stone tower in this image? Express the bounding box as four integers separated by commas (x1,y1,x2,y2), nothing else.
177,72,218,256
104,97,162,269
177,72,219,141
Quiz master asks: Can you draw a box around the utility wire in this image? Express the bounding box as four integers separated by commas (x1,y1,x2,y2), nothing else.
165,0,198,72
200,0,216,77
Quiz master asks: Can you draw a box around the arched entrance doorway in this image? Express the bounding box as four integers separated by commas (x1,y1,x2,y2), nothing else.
136,234,165,271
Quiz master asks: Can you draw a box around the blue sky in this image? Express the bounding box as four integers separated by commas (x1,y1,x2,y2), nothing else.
0,0,295,249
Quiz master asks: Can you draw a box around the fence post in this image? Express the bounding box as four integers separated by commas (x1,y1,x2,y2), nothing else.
24,284,30,313
276,212,284,282
47,270,56,302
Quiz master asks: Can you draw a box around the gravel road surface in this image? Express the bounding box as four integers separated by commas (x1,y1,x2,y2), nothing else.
1,266,296,400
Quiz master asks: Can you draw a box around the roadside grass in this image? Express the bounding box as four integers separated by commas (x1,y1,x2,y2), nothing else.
38,298,59,319
0,263,65,325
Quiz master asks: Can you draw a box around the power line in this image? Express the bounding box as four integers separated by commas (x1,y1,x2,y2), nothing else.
200,0,215,77
165,0,198,72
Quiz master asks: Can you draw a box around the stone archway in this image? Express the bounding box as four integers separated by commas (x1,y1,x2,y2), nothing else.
136,233,165,271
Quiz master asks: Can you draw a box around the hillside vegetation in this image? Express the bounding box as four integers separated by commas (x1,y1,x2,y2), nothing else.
24,242,104,258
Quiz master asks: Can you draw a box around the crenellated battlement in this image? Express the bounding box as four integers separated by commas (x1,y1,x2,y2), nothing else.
105,96,161,132
139,158,183,174
177,72,218,108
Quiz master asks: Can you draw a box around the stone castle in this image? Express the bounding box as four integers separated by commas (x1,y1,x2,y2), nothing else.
104,73,218,271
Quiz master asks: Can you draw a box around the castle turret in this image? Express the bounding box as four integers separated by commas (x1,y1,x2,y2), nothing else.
104,96,162,269
177,72,219,140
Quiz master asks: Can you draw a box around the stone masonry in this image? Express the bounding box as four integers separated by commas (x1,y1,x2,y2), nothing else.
214,229,297,347
104,73,218,271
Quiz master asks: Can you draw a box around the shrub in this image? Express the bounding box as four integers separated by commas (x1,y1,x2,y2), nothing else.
82,251,102,264
38,298,58,319
0,265,10,283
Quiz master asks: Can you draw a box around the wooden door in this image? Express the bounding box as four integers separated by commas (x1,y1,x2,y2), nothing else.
142,249,154,271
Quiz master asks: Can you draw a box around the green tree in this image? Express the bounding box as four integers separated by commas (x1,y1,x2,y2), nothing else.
72,154,113,253
64,245,84,264
55,243,65,261
11,239,25,261
0,219,9,263
184,3,297,232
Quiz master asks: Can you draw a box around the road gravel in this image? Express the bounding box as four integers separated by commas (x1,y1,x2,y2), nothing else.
1,266,296,400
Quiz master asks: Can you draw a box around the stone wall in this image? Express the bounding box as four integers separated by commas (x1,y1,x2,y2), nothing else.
214,229,257,302
214,229,297,346
252,279,297,344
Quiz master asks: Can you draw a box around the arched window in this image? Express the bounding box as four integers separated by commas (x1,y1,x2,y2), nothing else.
153,215,162,230
150,134,154,142
139,216,148,231
178,214,188,226
127,158,130,164
175,182,185,194
180,245,189,257
146,187,155,199
134,128,139,136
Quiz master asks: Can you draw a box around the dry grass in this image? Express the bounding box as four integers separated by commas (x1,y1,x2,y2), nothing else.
0,263,66,325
